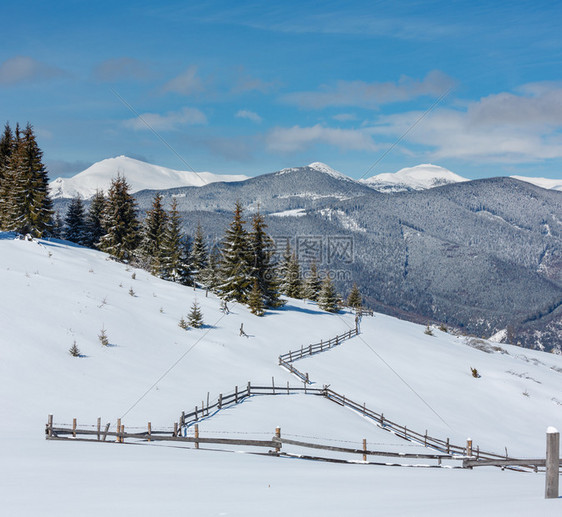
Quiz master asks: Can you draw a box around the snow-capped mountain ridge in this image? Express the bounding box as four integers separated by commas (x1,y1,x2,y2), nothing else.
49,156,249,199
362,164,468,192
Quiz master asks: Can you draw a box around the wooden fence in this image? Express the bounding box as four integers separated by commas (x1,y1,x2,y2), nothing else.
278,327,359,384
174,382,516,464
44,417,459,468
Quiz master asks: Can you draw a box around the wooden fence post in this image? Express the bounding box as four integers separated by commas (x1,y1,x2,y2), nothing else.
546,427,560,499
195,406,198,420
148,422,151,442
116,418,121,442
275,427,281,454
305,372,309,384
174,422,178,437
181,411,185,427
72,418,77,438
47,414,53,438
235,385,238,402
97,417,101,441
446,438,450,454
195,424,199,449
363,439,367,462
219,394,223,409
121,424,125,443
207,393,210,414
272,377,275,394
380,413,384,427
247,381,251,396
466,438,473,457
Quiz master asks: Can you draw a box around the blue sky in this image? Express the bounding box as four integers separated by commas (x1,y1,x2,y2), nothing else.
1,0,562,180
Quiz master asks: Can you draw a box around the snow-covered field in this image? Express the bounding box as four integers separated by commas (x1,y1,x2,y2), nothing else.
1,233,561,516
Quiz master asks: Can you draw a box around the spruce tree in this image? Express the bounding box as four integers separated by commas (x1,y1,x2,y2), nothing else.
304,261,322,301
0,123,14,228
347,283,362,308
85,190,106,248
278,242,302,298
217,202,253,303
190,222,208,286
187,300,204,328
201,244,221,290
2,124,53,236
51,211,64,238
248,278,265,316
64,196,87,244
140,192,168,274
99,175,140,262
318,274,340,312
160,198,190,283
248,211,282,308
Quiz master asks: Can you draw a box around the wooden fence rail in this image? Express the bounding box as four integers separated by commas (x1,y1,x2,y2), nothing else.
279,328,358,364
176,383,513,464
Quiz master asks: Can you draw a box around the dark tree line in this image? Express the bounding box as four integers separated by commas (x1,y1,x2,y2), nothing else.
0,120,360,315
0,122,53,236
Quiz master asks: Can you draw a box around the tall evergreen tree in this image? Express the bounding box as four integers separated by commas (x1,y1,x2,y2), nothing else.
190,222,208,286
0,123,14,228
160,198,190,284
248,278,265,316
347,282,362,308
304,261,322,301
279,242,302,299
84,190,106,248
140,192,168,273
318,274,340,312
51,211,64,239
2,124,53,236
64,196,87,244
248,211,282,308
201,244,221,290
217,202,253,303
99,175,140,262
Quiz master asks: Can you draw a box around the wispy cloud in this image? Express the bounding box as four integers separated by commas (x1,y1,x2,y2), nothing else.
266,124,378,153
0,56,65,86
236,109,262,123
283,70,455,109
93,57,151,82
231,68,278,94
162,65,204,95
371,81,562,162
332,113,358,122
123,107,207,131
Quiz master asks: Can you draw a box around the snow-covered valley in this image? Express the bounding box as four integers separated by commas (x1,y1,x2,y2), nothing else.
1,233,561,516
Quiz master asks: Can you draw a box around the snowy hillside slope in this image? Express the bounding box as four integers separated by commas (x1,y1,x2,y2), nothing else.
1,233,561,516
49,155,249,199
362,164,468,192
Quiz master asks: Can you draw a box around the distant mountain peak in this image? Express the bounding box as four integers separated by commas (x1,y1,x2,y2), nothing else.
361,164,468,193
275,162,353,182
307,162,350,180
49,155,249,199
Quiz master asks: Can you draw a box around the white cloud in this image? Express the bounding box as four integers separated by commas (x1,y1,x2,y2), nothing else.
123,107,207,131
282,70,455,109
266,124,378,153
94,57,151,82
371,82,562,163
236,110,262,123
332,113,357,122
163,66,203,95
0,56,64,85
